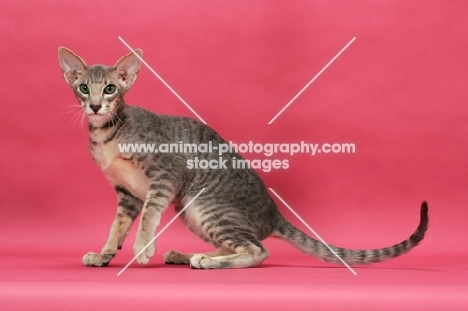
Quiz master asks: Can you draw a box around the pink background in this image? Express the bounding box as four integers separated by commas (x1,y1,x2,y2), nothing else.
1,0,467,309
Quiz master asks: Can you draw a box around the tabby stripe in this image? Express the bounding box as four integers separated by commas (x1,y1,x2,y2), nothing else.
103,121,124,143
358,250,366,261
148,183,174,193
145,201,166,211
115,186,139,200
394,244,403,257
101,118,118,129
199,207,238,225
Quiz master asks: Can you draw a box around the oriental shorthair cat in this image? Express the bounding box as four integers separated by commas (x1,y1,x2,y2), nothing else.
58,47,428,269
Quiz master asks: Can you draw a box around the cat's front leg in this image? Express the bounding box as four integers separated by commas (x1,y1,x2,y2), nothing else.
83,186,143,267
134,183,175,265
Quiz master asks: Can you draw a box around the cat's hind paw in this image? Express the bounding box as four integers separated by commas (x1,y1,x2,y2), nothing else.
82,252,114,267
163,249,191,265
190,254,215,269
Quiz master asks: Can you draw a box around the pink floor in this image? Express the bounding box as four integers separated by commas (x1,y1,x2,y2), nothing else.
2,245,466,310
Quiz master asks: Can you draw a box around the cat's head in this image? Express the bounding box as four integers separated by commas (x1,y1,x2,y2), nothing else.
58,47,142,127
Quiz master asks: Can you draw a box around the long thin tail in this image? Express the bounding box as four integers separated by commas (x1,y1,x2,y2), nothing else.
273,202,428,265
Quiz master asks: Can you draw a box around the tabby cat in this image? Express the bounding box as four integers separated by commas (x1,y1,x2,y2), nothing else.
58,47,428,269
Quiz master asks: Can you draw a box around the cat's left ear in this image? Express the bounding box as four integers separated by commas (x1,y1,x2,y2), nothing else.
114,49,143,90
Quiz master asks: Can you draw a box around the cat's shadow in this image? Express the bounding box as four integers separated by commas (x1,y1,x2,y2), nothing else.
107,262,439,272
262,263,439,272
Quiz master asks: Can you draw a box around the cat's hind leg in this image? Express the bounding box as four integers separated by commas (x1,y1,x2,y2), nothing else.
189,240,269,269
163,247,234,265
82,186,142,267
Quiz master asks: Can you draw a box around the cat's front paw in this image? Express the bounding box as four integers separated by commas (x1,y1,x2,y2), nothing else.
82,252,114,267
133,239,156,265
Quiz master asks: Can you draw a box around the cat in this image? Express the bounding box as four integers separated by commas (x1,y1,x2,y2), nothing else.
58,47,428,269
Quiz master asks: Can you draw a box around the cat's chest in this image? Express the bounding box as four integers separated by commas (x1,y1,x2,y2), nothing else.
90,140,119,169
91,142,149,200
103,157,149,200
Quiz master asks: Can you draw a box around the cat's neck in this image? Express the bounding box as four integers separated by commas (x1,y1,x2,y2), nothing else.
87,100,127,143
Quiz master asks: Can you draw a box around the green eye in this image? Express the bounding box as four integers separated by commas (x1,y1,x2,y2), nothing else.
104,84,116,95
79,84,89,94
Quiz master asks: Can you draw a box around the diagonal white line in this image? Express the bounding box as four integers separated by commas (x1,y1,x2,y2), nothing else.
268,37,356,124
268,188,357,275
118,36,207,124
117,188,206,276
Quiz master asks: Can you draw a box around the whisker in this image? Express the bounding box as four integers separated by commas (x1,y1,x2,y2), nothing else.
59,103,82,119
80,113,86,135
108,112,115,125
109,112,117,126
68,112,79,126
60,112,76,119
109,110,123,124
72,111,83,128
113,111,121,123
58,109,79,117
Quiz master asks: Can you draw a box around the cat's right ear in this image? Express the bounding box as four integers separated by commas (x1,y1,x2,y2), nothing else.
58,47,87,85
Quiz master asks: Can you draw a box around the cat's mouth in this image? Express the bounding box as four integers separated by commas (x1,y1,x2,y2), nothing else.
86,113,109,125
87,113,106,119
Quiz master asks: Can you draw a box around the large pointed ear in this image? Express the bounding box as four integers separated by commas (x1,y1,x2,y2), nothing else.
114,49,143,90
58,47,87,85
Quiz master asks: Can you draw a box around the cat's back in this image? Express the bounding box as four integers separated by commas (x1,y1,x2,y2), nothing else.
123,105,226,145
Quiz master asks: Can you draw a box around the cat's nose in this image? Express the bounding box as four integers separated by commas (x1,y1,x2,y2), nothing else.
90,105,101,114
